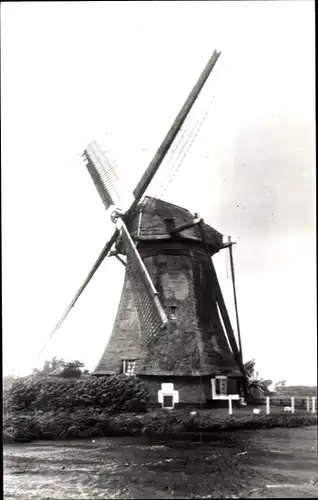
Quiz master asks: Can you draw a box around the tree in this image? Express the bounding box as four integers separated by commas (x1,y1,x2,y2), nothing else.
244,359,256,378
243,359,273,399
60,360,84,378
33,358,85,378
273,382,317,397
33,357,67,376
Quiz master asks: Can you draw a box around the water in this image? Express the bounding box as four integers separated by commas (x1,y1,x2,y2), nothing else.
4,427,317,499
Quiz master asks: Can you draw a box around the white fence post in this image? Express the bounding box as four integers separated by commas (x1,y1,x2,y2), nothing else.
291,396,295,414
312,397,316,414
266,397,270,415
306,396,310,412
228,397,233,415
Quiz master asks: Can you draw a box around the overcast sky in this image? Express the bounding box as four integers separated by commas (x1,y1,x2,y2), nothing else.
2,1,315,384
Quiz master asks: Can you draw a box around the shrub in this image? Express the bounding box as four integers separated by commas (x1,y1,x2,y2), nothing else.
3,375,150,414
3,408,317,444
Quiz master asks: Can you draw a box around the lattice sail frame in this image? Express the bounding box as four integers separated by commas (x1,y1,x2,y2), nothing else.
120,221,168,349
82,141,122,210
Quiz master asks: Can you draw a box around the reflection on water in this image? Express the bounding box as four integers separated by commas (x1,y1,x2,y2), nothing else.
4,427,318,499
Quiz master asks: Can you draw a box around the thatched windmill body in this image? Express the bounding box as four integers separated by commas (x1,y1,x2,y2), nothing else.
52,51,246,408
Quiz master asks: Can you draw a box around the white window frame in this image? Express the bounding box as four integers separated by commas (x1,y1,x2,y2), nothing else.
122,360,136,376
211,376,240,400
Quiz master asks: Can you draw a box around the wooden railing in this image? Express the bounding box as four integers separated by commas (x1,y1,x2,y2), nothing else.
243,396,317,415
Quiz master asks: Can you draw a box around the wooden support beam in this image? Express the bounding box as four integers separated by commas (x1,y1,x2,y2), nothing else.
210,260,245,375
115,254,127,267
228,236,244,365
169,217,202,234
109,250,127,267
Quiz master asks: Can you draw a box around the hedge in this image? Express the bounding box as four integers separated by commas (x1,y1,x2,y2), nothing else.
3,408,317,444
3,375,150,414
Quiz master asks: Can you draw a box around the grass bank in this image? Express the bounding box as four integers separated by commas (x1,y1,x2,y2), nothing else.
3,408,317,444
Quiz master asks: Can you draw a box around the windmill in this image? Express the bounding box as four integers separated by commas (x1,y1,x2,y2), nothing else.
49,50,246,409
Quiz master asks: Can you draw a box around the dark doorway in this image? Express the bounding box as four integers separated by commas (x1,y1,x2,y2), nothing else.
163,395,173,407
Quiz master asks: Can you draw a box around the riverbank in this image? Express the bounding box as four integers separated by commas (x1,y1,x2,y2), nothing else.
3,408,317,443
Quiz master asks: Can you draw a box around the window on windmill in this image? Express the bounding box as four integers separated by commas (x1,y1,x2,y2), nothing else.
215,376,227,396
170,306,177,320
164,217,175,233
123,360,136,375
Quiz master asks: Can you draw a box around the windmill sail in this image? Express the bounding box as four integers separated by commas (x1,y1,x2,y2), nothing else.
129,50,221,212
37,228,120,361
82,141,121,210
120,221,168,348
